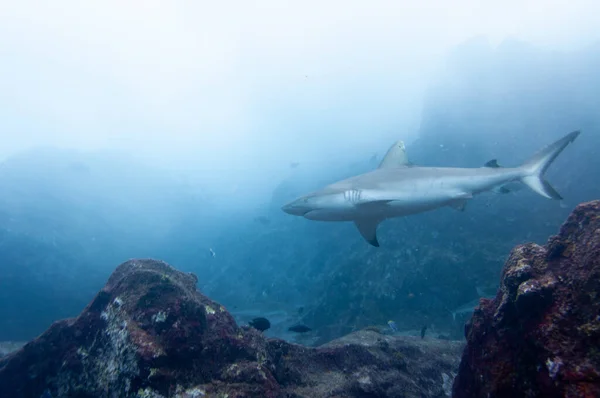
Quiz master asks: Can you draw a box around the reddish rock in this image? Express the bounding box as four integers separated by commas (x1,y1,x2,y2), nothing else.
0,259,462,398
453,200,600,397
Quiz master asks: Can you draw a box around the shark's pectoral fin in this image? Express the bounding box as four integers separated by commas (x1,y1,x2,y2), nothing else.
354,218,383,247
449,193,472,211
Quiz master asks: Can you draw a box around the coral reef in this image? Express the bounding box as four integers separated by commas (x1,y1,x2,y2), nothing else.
0,259,462,398
453,200,600,397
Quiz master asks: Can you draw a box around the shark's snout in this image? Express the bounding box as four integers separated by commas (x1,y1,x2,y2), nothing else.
281,200,309,216
282,195,319,216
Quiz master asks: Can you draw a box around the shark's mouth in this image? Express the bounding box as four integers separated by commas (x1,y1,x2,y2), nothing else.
282,202,313,217
303,210,319,219
304,209,352,222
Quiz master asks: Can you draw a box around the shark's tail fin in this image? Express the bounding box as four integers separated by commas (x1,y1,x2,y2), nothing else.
519,130,580,200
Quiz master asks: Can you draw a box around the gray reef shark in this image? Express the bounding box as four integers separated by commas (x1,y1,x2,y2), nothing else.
281,130,581,247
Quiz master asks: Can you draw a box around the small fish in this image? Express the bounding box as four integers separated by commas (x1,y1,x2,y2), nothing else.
420,325,427,339
249,317,271,332
209,248,216,258
387,320,398,332
40,390,53,398
451,299,481,321
297,306,304,315
288,324,311,333
290,162,300,169
451,291,495,321
254,216,271,226
68,161,90,173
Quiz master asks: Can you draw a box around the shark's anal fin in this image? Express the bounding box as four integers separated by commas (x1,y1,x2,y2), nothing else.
492,185,510,195
354,218,383,247
449,199,468,211
492,186,511,194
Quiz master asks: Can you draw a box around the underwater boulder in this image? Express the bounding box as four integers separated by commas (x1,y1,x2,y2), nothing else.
0,258,463,398
270,330,463,397
453,200,600,397
0,259,276,397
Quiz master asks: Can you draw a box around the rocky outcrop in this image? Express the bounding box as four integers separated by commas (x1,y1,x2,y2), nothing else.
453,200,600,397
0,259,462,398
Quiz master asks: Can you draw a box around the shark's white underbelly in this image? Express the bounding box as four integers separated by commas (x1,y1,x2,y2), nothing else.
305,189,460,221
382,197,454,217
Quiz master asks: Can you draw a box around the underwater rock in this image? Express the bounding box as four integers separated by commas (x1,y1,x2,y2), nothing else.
270,330,463,398
453,200,600,397
0,259,462,398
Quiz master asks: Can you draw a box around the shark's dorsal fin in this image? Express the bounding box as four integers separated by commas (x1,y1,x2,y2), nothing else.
378,140,411,169
483,159,501,168
354,218,383,247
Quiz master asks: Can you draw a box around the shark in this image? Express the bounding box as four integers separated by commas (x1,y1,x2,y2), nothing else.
281,130,581,247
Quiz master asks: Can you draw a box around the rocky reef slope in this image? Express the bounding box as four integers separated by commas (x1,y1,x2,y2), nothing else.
453,200,600,397
0,259,462,398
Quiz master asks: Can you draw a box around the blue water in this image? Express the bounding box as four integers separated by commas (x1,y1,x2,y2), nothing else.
1,39,599,346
